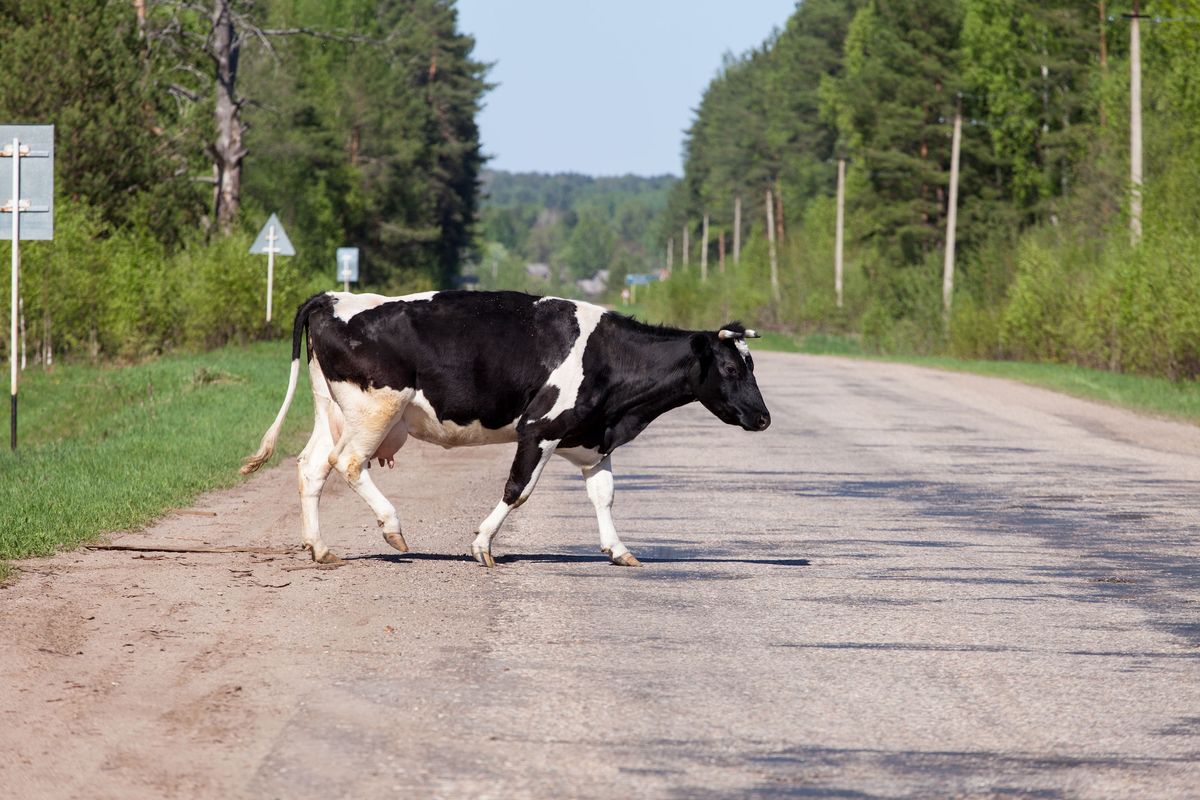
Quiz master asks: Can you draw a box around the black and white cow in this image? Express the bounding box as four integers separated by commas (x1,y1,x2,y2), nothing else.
242,290,771,567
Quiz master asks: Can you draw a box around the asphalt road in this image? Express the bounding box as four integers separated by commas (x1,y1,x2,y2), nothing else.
4,351,1199,799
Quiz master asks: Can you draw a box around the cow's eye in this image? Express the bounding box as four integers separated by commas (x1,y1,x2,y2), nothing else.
722,364,739,378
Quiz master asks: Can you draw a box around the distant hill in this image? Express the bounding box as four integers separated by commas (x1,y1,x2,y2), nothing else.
475,170,678,300
480,171,677,211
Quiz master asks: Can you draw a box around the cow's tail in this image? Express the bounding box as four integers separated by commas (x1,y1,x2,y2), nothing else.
240,294,326,475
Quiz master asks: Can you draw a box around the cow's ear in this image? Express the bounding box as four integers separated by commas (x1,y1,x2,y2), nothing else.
690,333,713,363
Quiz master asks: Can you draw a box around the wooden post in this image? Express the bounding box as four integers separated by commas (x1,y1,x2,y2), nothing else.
733,196,742,267
718,230,726,275
766,188,780,303
667,236,674,273
943,106,962,318
682,225,689,270
700,212,709,282
835,158,846,309
1129,0,1143,246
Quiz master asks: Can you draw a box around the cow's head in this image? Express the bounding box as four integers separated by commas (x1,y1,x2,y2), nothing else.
690,323,771,431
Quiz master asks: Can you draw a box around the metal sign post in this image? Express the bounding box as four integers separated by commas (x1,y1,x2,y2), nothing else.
1,124,54,451
336,247,360,292
249,213,295,324
624,272,656,304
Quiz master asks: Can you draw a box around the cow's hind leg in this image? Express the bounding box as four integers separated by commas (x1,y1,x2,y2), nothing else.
583,455,640,566
472,436,560,567
297,395,339,563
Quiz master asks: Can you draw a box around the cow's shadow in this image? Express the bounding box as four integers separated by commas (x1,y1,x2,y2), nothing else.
345,552,810,567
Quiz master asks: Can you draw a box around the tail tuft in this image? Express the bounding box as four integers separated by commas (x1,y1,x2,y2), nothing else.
240,440,275,475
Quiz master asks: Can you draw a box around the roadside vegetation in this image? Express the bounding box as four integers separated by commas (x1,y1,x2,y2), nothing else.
630,1,1200,388
0,341,310,580
616,298,1200,424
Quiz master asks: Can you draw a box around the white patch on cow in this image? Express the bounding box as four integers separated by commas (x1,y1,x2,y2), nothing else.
540,301,606,422
330,290,439,322
734,339,751,363
403,390,519,448
555,445,604,469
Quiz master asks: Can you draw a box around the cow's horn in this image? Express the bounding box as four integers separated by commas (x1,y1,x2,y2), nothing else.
717,329,742,340
744,329,761,339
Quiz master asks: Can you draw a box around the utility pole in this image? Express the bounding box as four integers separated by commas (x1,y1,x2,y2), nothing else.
943,102,963,318
700,212,709,282
682,225,689,270
1128,0,1143,246
666,236,673,273
835,158,846,309
765,188,779,303
733,196,742,267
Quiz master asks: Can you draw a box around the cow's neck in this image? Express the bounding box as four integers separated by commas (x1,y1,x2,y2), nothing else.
600,327,699,452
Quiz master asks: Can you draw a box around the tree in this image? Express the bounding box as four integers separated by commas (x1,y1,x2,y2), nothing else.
821,0,965,266
0,0,204,239
241,0,488,286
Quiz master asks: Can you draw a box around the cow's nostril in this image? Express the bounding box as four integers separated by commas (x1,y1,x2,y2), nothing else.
757,414,771,431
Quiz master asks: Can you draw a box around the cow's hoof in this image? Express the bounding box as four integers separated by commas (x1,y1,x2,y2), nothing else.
471,543,496,568
612,552,642,567
383,532,409,553
317,550,344,565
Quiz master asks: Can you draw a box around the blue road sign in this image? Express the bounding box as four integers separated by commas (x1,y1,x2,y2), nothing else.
249,213,295,256
0,125,54,240
336,247,360,283
625,273,657,286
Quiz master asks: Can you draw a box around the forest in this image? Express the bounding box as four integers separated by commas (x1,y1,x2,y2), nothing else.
0,0,486,360
649,0,1200,380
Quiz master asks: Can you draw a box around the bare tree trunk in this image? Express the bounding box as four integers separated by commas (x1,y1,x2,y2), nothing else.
718,230,726,275
733,196,742,267
700,212,709,282
774,177,785,243
766,188,779,304
211,0,246,235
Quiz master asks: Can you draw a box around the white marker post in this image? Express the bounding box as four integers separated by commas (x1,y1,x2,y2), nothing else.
341,252,351,292
249,213,295,325
9,136,18,450
265,223,276,322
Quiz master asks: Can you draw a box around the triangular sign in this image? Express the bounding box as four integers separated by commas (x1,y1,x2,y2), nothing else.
249,213,295,256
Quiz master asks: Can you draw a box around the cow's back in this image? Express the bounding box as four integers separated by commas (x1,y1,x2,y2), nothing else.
308,291,587,431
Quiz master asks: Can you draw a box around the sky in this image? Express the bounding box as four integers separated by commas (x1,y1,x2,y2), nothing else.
455,1,796,178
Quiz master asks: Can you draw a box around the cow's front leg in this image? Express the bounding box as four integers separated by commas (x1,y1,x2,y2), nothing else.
583,455,640,566
472,437,560,567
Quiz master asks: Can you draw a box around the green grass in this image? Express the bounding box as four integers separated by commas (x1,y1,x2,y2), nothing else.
755,330,1200,426
0,340,312,576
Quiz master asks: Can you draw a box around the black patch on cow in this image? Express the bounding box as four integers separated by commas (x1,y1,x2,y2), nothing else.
308,291,579,431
